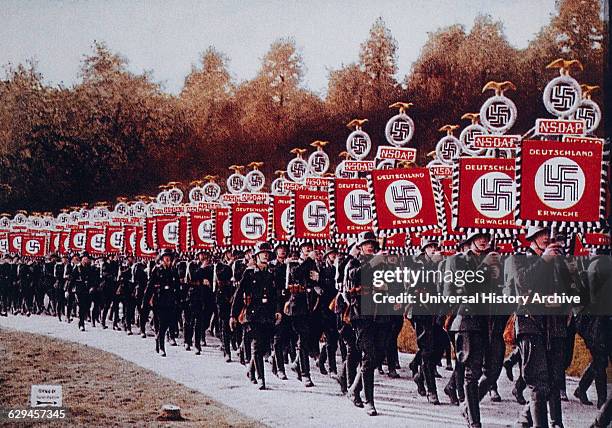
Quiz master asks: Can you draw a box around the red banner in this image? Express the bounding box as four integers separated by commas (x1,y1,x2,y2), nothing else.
454,157,517,230
189,211,215,250
8,233,23,254
105,226,124,254
59,231,70,255
85,228,106,255
331,178,373,236
154,215,179,249
215,208,230,247
370,167,441,232
136,226,156,259
518,139,605,225
123,225,137,255
231,203,269,246
21,234,46,257
293,189,331,241
271,195,291,241
68,228,86,252
0,232,8,254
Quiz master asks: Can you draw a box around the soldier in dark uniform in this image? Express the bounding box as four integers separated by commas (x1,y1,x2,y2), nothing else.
574,251,611,409
17,257,34,316
269,243,291,380
315,246,340,377
283,241,316,387
31,258,44,314
7,256,19,314
69,252,99,331
115,256,137,334
444,231,499,428
507,226,573,428
53,256,68,321
215,250,235,362
64,254,78,323
200,251,220,347
410,238,446,405
138,260,156,338
381,251,403,379
230,242,277,390
184,252,206,354
0,255,10,316
42,255,57,315
345,231,390,416
100,255,119,329
148,249,180,357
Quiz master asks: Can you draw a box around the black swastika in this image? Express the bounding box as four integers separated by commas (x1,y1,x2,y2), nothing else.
310,153,327,172
479,177,512,211
244,215,265,236
486,102,511,127
306,204,327,228
543,164,579,201
350,135,368,155
389,119,411,141
348,193,372,221
574,106,596,130
550,85,577,111
391,184,420,214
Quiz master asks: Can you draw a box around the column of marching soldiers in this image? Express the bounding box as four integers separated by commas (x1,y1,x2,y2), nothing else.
0,228,610,428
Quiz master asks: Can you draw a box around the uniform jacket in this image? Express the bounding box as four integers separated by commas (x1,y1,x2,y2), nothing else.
231,265,276,324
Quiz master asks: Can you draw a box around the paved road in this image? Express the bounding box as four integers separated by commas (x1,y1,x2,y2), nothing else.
0,315,604,427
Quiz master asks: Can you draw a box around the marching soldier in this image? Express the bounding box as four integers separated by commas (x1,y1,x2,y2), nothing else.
444,231,499,428
69,252,99,331
269,243,292,380
507,227,573,428
18,257,34,316
115,255,138,334
184,251,206,354
214,250,235,362
410,238,446,405
0,255,10,316
315,246,340,377
346,231,390,416
100,255,120,329
575,250,611,409
230,242,277,390
53,255,68,321
147,249,180,357
42,255,57,315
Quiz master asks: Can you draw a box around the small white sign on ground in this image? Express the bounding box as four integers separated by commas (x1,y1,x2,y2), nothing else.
30,385,62,407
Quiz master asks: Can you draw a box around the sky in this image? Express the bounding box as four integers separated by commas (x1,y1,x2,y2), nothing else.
1,0,559,95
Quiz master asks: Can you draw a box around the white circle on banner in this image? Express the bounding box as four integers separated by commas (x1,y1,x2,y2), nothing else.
73,232,86,249
535,157,585,209
227,173,246,194
240,212,266,240
222,218,230,236
480,95,517,133
302,201,328,233
281,207,291,233
308,151,330,176
198,219,215,243
471,172,515,218
344,189,372,225
25,239,40,254
129,232,137,250
271,178,287,196
162,222,179,244
202,182,221,201
12,235,22,250
543,75,582,118
167,188,183,205
435,135,463,165
384,180,422,219
189,187,204,203
385,113,414,147
287,158,308,183
110,231,123,249
572,98,601,134
376,159,396,170
346,130,371,160
90,233,105,252
245,170,265,192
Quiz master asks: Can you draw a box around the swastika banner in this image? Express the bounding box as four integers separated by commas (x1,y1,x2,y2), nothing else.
270,195,292,242
368,167,442,234
85,228,106,255
230,203,269,247
154,215,179,249
21,234,46,257
189,211,215,250
214,208,230,247
122,225,137,255
105,225,124,254
68,228,86,251
330,178,373,237
135,226,156,258
291,189,331,242
516,139,607,228
453,157,518,233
